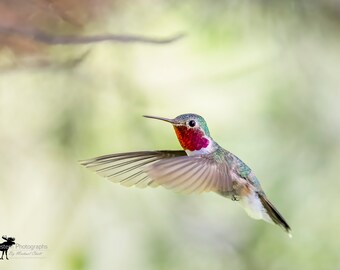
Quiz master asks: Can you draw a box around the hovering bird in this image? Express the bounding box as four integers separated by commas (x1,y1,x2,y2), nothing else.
80,113,291,235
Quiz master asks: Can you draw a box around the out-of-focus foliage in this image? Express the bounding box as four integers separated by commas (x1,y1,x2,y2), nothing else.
0,0,111,54
1,1,340,270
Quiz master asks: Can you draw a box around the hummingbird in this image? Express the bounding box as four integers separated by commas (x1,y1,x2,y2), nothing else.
80,113,291,235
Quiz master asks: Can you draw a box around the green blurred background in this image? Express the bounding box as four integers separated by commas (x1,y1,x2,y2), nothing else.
1,1,340,269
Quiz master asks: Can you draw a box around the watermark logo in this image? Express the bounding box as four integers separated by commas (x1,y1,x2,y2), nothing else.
0,235,48,260
0,235,15,260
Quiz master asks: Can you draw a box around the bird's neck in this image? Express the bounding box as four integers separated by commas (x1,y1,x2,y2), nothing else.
173,126,215,156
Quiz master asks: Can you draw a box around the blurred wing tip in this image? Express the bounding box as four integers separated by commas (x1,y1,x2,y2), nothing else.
78,160,88,166
78,159,92,166
78,159,100,168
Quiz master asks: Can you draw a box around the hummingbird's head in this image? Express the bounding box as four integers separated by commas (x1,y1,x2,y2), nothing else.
144,113,214,154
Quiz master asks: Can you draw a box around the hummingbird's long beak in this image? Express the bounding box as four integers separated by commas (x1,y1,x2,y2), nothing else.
143,115,178,124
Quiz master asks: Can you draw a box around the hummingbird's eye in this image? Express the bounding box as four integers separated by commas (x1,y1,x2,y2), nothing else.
188,120,196,127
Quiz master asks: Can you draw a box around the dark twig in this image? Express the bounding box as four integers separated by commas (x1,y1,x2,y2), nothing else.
0,25,186,45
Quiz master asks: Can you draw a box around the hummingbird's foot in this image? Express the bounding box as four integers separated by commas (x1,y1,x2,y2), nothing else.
231,195,240,201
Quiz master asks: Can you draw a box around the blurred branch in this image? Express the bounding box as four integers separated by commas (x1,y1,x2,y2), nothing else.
0,25,186,45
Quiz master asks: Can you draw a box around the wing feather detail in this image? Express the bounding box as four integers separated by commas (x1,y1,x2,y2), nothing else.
146,154,234,194
80,150,234,195
80,150,187,187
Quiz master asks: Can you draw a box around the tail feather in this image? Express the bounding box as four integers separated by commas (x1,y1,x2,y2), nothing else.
258,193,291,236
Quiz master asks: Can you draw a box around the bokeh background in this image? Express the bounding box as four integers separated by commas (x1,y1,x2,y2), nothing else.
1,1,340,269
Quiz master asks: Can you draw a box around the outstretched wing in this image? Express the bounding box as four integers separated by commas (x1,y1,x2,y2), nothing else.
147,154,234,194
80,151,186,188
80,150,234,194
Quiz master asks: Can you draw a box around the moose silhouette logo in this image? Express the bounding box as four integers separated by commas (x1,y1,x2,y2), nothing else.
0,235,15,260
